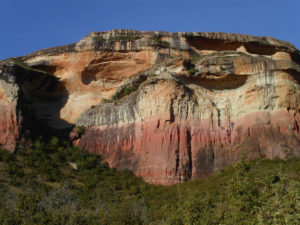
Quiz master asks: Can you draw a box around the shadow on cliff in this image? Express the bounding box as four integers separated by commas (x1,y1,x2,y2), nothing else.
286,69,300,85
186,36,278,55
77,123,140,172
81,63,99,85
291,51,300,65
192,145,215,179
14,65,73,140
177,74,248,90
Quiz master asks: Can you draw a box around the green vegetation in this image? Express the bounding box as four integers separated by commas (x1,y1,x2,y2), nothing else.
74,126,86,136
190,54,204,64
93,36,106,42
187,68,199,75
184,59,199,75
108,35,141,41
150,37,170,48
184,54,206,75
93,35,141,42
100,86,139,104
0,140,300,224
112,86,138,101
100,98,113,104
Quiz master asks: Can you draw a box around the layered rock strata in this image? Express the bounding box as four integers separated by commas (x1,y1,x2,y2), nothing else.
0,60,66,151
1,29,300,184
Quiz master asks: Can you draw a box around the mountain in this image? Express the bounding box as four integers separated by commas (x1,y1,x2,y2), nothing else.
1,29,300,185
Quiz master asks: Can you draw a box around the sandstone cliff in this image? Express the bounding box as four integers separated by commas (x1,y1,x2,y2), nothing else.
1,29,300,184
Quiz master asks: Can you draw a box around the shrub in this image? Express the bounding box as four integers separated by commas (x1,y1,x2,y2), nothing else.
0,149,14,162
257,174,300,225
226,160,259,224
101,98,113,104
5,162,23,177
187,68,198,75
8,177,22,187
112,86,138,101
74,126,86,136
1,136,300,225
184,60,198,75
190,54,204,64
34,138,46,152
150,37,170,48
93,36,106,41
108,35,141,41
49,137,59,151
52,148,67,163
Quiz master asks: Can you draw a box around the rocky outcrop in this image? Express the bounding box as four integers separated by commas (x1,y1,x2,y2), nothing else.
1,29,300,184
0,64,20,152
75,52,300,184
0,59,69,150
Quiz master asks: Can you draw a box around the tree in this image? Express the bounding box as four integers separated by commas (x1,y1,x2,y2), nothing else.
226,160,259,225
257,174,300,225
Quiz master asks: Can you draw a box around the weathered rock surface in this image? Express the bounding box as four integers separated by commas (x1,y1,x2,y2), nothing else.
1,29,300,184
0,60,67,150
0,66,19,152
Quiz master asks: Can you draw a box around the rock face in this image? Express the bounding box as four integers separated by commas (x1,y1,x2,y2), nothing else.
1,29,300,184
0,64,20,152
0,59,67,151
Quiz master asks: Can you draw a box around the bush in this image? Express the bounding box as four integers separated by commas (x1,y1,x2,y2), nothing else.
5,162,23,177
112,86,138,101
0,149,14,162
187,68,198,75
226,160,259,224
74,126,86,136
108,35,141,41
93,36,106,41
49,137,59,151
190,54,204,64
1,136,300,224
52,148,67,163
39,161,61,182
150,37,170,48
184,60,198,75
257,174,300,225
101,98,113,104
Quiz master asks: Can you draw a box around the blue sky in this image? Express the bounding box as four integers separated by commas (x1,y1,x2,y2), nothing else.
1,0,299,60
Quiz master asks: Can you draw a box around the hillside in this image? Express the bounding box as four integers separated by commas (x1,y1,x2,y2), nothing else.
0,138,299,224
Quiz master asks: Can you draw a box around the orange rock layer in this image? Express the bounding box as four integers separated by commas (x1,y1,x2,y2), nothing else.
1,29,300,184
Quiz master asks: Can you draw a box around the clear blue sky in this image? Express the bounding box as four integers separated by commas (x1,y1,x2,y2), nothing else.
1,0,299,60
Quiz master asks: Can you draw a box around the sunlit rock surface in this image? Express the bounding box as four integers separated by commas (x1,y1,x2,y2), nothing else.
1,29,300,184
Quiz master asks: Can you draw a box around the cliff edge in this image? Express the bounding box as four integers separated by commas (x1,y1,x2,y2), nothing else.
1,29,300,184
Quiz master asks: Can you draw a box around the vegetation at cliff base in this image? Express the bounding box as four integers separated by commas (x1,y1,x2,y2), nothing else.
0,138,300,224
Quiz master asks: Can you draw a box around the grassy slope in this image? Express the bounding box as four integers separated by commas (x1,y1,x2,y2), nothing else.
0,138,300,225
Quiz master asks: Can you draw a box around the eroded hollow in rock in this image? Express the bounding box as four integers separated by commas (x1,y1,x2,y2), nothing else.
186,37,241,51
178,74,248,90
186,36,279,55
